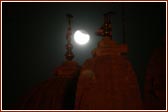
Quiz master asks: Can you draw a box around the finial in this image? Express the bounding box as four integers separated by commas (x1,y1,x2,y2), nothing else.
103,12,114,37
65,14,74,61
96,11,114,38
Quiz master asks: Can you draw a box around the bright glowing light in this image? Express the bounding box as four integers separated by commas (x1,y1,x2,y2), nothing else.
74,30,90,45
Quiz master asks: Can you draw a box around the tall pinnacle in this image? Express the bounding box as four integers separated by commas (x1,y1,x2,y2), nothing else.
65,14,74,61
96,12,114,38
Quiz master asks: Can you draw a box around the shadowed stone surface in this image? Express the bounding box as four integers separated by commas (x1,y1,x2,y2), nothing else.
144,46,166,110
75,37,142,110
18,61,80,110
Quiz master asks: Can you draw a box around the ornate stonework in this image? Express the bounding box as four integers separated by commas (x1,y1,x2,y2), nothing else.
92,37,128,57
75,53,142,109
75,13,142,109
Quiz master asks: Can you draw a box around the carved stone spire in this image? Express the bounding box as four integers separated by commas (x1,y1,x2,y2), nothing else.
93,12,128,57
65,14,74,61
53,14,80,77
96,12,113,38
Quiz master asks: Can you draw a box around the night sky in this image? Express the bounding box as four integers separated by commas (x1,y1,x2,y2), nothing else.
2,2,166,109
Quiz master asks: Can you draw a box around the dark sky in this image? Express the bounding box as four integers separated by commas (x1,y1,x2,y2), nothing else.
2,2,166,109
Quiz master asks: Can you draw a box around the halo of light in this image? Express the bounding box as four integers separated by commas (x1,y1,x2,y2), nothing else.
74,30,90,45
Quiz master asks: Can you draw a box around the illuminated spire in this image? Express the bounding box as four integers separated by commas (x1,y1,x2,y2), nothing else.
65,14,74,61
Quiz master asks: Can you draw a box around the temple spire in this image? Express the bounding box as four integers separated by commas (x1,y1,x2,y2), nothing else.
96,11,114,39
65,14,74,61
104,12,112,37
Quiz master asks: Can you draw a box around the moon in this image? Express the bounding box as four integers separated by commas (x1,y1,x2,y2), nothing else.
74,30,90,45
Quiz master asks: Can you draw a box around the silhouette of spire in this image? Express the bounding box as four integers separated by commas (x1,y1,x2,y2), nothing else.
96,11,114,39
65,14,74,61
